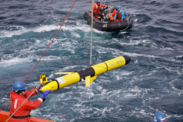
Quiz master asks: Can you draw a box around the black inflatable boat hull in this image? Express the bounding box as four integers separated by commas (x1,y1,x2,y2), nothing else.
84,11,133,32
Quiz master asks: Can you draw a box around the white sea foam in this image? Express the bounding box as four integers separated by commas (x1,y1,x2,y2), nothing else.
166,114,183,119
0,97,9,102
26,81,40,88
0,20,116,40
169,80,183,96
55,65,86,72
41,56,61,61
0,25,58,38
0,23,91,38
0,55,62,68
176,55,183,58
34,25,59,33
61,24,91,32
0,57,31,68
0,29,25,38
71,32,81,38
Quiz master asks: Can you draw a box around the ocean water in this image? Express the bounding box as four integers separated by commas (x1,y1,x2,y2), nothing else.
0,0,183,122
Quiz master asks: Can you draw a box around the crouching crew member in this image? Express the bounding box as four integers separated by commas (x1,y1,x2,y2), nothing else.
10,81,52,122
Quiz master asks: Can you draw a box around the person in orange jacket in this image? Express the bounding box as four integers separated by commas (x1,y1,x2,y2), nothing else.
10,81,52,122
93,0,110,18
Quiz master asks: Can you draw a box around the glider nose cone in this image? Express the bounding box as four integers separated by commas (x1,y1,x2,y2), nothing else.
123,55,131,65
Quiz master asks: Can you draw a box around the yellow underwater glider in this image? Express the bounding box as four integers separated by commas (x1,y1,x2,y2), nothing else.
40,55,131,92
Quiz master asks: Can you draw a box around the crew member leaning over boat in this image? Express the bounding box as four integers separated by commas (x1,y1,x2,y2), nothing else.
10,81,52,122
108,9,117,22
114,5,126,22
93,0,110,18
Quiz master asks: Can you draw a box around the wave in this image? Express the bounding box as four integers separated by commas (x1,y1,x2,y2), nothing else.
0,55,62,68
0,20,93,38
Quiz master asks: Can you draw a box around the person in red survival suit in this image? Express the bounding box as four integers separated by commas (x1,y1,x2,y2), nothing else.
93,0,110,18
10,81,52,122
112,8,117,17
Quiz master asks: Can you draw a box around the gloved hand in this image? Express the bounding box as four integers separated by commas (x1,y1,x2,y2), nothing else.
114,19,116,22
124,13,128,16
38,84,43,89
107,6,110,8
40,90,52,99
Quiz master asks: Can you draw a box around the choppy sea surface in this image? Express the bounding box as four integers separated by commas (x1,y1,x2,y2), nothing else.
0,0,183,121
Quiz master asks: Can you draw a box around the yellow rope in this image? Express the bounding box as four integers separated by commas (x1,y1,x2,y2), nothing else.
90,0,94,65
6,87,39,122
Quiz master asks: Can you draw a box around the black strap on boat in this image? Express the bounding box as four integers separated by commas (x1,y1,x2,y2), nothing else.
10,114,31,119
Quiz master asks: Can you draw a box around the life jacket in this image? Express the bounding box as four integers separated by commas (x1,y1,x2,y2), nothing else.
10,88,42,122
116,11,122,19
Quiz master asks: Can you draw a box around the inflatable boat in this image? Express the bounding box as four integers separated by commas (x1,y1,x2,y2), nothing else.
84,7,133,32
0,110,55,122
